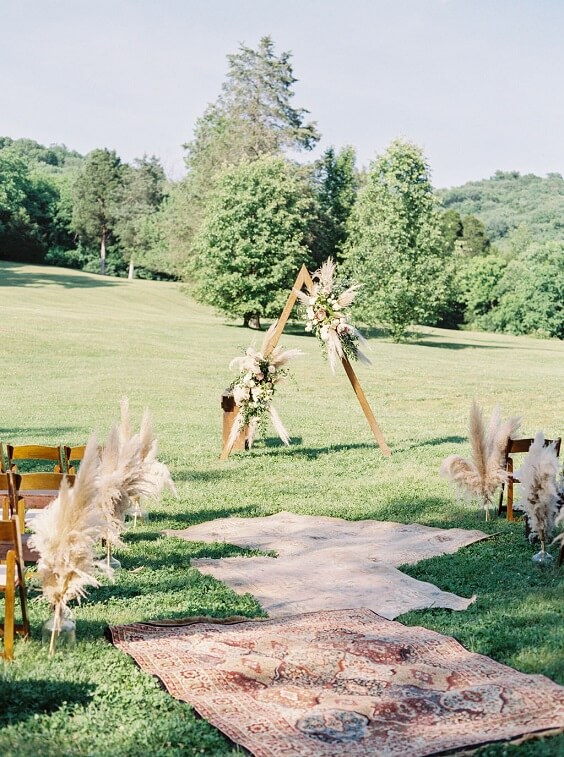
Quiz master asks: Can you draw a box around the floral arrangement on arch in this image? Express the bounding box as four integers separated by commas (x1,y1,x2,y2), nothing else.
228,324,302,449
294,258,370,374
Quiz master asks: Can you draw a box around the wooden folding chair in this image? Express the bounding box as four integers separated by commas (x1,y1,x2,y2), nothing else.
64,445,87,475
0,443,6,473
498,437,562,521
7,444,65,474
1,471,20,521
0,516,30,659
15,472,75,532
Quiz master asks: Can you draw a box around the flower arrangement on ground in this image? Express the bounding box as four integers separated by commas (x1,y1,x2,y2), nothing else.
228,324,302,449
440,400,521,520
294,258,370,374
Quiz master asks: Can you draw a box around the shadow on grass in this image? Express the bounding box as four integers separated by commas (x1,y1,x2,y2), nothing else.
0,264,120,289
0,425,80,439
394,435,466,453
0,679,94,726
245,441,379,460
149,503,259,527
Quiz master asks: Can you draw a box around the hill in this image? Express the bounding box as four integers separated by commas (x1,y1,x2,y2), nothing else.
437,171,564,248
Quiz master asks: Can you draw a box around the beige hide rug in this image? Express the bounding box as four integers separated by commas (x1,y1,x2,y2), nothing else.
165,512,488,619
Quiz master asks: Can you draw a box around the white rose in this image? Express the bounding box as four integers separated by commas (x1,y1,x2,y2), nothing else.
320,325,330,341
268,365,276,373
304,322,313,332
306,306,315,319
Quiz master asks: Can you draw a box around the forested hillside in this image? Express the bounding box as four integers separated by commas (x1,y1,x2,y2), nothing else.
437,171,564,248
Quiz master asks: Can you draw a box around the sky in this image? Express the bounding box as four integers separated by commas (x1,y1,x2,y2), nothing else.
2,0,563,187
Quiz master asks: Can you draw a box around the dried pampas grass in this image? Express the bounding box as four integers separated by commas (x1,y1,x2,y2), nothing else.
516,432,560,549
127,409,178,522
440,400,521,520
29,436,104,651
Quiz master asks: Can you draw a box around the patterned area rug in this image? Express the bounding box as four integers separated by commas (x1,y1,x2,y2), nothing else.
110,609,564,757
165,512,488,618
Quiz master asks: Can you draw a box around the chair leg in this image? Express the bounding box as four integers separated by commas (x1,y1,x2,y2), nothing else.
17,566,29,637
3,552,16,660
507,460,515,521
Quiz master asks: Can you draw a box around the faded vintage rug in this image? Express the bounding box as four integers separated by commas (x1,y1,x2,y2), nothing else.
110,609,564,757
165,512,488,618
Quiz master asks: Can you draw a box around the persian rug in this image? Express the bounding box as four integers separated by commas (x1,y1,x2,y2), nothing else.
109,609,564,757
165,511,488,618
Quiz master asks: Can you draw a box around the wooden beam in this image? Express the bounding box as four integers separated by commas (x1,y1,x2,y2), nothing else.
220,265,313,461
341,356,391,457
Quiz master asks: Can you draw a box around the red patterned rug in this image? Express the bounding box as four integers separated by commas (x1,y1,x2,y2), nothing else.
109,609,564,756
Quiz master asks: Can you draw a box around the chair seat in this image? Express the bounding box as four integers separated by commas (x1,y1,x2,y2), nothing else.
0,565,21,590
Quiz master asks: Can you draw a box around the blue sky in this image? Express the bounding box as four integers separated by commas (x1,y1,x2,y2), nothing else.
2,0,563,187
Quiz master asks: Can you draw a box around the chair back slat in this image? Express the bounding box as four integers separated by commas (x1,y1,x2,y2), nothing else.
17,472,75,492
7,444,65,473
0,442,5,473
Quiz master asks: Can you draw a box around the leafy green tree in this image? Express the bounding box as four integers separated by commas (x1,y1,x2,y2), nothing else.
114,155,166,277
71,148,123,274
189,156,315,328
490,241,564,338
458,254,508,327
163,36,320,275
343,140,449,340
311,146,358,265
0,147,61,263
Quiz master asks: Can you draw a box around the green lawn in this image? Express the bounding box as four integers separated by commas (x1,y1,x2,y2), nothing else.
1,260,563,756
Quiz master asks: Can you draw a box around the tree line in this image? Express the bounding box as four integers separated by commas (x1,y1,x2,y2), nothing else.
1,37,562,339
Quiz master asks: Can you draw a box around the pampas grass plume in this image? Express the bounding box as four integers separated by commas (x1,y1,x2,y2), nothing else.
29,435,104,639
516,432,560,545
440,400,521,519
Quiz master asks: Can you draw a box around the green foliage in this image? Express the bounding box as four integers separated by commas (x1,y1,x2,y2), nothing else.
71,149,123,274
437,171,564,248
165,36,320,276
344,140,450,340
458,254,508,325
189,156,315,324
114,155,167,276
0,147,64,263
489,241,564,338
311,146,358,265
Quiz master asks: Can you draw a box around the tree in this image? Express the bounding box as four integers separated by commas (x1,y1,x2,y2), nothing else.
491,241,564,338
114,155,166,278
343,140,450,340
163,36,320,274
189,156,315,328
311,146,358,265
0,147,61,263
71,149,123,274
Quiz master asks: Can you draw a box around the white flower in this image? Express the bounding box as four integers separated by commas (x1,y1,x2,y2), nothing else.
331,318,340,327
306,306,314,320
320,325,330,341
308,296,316,305
233,385,250,405
333,303,342,311
268,365,276,373
304,322,313,333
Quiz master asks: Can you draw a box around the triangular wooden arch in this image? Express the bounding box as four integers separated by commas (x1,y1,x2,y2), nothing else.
220,264,391,460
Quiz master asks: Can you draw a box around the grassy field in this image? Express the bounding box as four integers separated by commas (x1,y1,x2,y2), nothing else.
0,260,563,756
